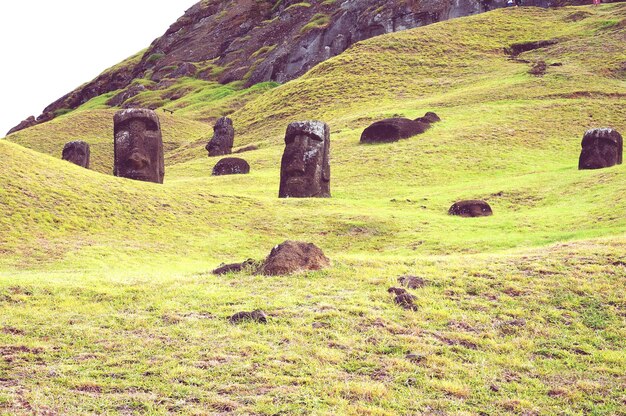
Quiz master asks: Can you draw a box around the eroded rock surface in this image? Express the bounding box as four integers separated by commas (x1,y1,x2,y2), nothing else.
10,0,570,133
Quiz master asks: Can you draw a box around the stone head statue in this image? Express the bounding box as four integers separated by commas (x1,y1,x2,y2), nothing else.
578,128,622,170
279,121,330,198
206,117,235,157
62,140,90,168
113,109,164,184
449,200,493,217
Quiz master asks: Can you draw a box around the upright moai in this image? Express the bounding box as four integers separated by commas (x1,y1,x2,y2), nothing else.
113,109,164,184
62,141,90,168
279,121,330,198
206,117,235,157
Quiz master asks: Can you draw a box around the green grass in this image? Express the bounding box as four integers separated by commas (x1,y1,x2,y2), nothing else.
0,4,625,415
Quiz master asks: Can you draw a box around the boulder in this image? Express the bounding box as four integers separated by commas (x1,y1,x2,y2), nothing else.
449,200,493,217
258,240,330,276
212,157,250,176
360,118,428,144
578,128,622,170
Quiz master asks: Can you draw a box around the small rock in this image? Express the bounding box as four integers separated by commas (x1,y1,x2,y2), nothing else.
398,275,426,289
212,157,250,176
229,310,267,324
387,287,416,300
448,200,493,217
212,259,257,275
406,353,425,363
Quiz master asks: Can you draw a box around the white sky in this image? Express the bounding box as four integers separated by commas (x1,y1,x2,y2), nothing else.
0,0,199,136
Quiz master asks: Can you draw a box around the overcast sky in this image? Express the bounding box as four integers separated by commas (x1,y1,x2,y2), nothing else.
0,0,199,136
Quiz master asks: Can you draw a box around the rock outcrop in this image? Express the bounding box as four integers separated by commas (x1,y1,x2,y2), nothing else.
9,0,573,134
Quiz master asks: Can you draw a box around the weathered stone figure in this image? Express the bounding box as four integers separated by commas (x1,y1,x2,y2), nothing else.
62,141,90,168
578,128,623,170
449,200,493,217
206,117,235,156
113,109,164,184
360,118,428,144
212,157,250,176
279,121,330,198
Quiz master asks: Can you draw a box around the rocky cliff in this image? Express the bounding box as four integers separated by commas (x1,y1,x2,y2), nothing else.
8,0,586,135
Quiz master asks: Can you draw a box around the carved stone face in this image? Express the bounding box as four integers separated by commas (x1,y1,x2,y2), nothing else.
114,109,164,184
578,128,623,170
206,117,235,157
62,141,90,168
279,121,330,198
449,200,493,217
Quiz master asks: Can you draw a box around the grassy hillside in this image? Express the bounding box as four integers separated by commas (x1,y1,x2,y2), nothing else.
1,4,625,415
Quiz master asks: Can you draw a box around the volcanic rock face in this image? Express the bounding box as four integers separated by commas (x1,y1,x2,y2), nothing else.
113,109,164,184
62,141,90,168
279,121,331,198
212,157,250,176
449,200,493,217
9,0,564,134
206,117,235,157
258,240,330,276
360,118,429,144
578,128,623,170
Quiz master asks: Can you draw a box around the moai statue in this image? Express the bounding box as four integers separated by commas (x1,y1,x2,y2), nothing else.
205,117,235,157
113,109,164,184
449,200,493,217
578,128,623,170
360,118,428,144
62,141,90,168
279,121,331,198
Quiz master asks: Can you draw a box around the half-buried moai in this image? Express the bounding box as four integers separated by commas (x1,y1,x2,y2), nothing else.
62,140,90,169
449,200,493,217
578,128,623,170
113,109,164,184
205,117,235,157
279,121,330,198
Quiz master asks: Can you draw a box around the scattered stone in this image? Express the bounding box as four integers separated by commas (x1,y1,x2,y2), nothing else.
279,121,331,198
257,240,330,276
212,259,257,275
405,353,425,363
206,117,235,157
578,128,623,170
448,200,493,217
212,157,250,176
528,60,547,76
229,310,267,324
398,275,426,289
312,322,330,329
387,287,416,300
234,145,259,154
62,141,90,168
360,118,429,144
394,293,418,311
113,108,164,184
414,111,441,124
490,384,500,392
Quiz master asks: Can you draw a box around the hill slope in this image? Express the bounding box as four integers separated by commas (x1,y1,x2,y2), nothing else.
0,5,625,415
